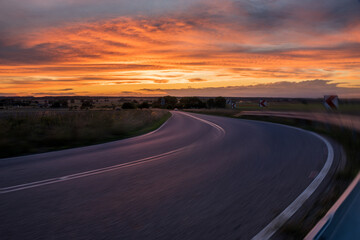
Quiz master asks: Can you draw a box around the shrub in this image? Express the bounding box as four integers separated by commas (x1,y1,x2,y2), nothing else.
138,102,150,109
81,100,93,109
214,97,226,108
0,109,170,158
122,102,136,109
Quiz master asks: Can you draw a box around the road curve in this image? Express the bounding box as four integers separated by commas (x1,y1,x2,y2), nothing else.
0,111,333,240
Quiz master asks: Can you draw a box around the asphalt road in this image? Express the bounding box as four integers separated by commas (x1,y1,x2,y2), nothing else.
0,112,332,240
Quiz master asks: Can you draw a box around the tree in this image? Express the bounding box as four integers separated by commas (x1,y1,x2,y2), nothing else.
138,102,150,109
51,102,60,108
51,100,68,108
81,100,93,109
214,97,226,108
153,96,178,109
180,97,206,108
122,102,136,109
206,98,215,108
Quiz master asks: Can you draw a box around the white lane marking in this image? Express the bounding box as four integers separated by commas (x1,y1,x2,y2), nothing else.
176,112,226,136
0,111,223,194
0,147,186,194
0,113,173,163
252,130,334,240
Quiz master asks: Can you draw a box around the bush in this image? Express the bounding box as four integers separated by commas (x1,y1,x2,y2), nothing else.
122,102,136,109
180,97,206,108
81,100,93,109
51,100,68,108
207,98,215,108
138,102,150,109
153,96,178,109
214,97,226,108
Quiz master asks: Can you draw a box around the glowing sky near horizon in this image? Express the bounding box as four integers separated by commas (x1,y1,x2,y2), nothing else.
0,0,360,97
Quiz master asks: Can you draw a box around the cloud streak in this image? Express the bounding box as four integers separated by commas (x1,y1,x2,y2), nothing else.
142,80,360,98
0,0,359,97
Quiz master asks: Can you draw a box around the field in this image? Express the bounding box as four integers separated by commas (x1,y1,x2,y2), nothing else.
0,109,170,158
182,101,360,117
234,102,360,115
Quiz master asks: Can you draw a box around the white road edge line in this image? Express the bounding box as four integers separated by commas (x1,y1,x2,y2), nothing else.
252,129,334,240
0,111,223,194
176,111,226,136
0,112,173,163
0,147,186,194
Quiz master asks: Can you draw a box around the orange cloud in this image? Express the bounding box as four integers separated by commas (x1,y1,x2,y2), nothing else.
142,80,360,98
188,78,207,82
0,1,359,97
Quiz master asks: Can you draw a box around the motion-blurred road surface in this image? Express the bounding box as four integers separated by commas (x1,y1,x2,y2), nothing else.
0,112,332,239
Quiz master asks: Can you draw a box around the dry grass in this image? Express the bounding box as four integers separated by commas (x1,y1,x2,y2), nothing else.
0,109,170,158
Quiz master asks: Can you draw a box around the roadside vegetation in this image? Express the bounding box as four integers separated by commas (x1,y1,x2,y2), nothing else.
0,109,170,159
2,96,359,115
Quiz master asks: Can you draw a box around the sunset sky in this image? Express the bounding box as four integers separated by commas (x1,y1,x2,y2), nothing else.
1,0,360,97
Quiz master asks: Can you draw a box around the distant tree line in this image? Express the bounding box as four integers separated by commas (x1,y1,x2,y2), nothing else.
0,96,227,110
151,96,227,109
121,100,150,109
51,100,68,108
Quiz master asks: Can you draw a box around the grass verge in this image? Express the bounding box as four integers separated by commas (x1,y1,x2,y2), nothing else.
185,109,359,239
0,109,171,159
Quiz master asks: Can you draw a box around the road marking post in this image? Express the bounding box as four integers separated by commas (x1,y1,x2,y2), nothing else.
259,99,268,108
324,95,338,110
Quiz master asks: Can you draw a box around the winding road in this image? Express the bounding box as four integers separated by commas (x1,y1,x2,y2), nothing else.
0,111,335,240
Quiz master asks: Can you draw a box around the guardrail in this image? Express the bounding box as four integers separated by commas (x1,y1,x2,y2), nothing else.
305,172,360,240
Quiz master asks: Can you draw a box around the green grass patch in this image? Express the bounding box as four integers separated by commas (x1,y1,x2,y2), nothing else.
237,102,325,112
0,109,170,158
186,102,360,115
238,102,360,115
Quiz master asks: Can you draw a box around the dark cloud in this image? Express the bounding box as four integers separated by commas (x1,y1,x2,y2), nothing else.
140,88,164,92
0,41,58,64
55,88,73,91
0,0,197,34
225,0,360,33
31,92,77,96
146,80,360,98
0,93,18,96
0,40,129,65
250,42,360,59
1,1,359,66
1,0,359,36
